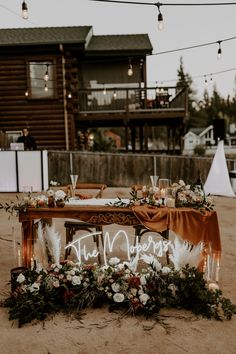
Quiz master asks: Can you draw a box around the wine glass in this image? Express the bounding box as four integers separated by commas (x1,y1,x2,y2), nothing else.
70,174,78,198
150,175,159,189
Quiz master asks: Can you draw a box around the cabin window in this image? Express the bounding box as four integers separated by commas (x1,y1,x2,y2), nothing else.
27,60,55,98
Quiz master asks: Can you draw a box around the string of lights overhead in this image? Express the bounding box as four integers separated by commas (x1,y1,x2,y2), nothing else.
91,0,236,31
0,1,232,93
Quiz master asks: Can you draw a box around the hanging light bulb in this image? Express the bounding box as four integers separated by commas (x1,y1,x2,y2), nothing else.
44,64,49,81
127,58,133,76
157,4,164,31
113,89,117,99
217,41,222,60
44,83,48,92
68,92,72,99
25,89,29,97
21,1,28,19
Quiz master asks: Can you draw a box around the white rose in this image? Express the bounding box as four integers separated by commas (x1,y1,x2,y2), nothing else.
208,282,220,291
139,293,150,305
109,257,120,266
70,270,75,276
66,274,72,281
72,275,81,286
16,273,25,283
140,275,147,285
111,282,120,292
113,293,125,303
162,266,171,274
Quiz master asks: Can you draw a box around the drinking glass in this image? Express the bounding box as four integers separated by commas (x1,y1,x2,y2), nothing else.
70,174,78,198
150,175,159,189
158,179,170,190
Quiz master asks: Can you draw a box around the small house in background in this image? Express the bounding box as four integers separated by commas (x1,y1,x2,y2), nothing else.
183,125,214,154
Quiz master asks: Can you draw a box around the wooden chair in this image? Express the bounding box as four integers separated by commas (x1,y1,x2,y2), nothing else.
64,183,107,263
131,185,170,264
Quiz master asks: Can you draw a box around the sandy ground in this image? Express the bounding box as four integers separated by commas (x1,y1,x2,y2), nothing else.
0,188,236,354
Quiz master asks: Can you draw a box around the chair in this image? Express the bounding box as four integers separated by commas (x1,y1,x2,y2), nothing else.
64,183,107,263
131,185,170,264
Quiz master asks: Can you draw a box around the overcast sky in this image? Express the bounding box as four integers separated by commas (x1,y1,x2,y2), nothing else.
0,0,236,99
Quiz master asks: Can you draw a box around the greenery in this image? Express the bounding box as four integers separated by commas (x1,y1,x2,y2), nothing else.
4,261,236,327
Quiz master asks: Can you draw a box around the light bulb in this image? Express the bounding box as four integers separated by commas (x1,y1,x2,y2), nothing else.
44,64,49,81
68,92,72,99
103,84,106,95
128,64,133,76
217,42,222,60
44,83,48,92
157,12,164,31
25,90,29,96
22,1,28,19
113,90,117,99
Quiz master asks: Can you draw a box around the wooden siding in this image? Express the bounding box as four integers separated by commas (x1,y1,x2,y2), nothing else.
0,53,68,150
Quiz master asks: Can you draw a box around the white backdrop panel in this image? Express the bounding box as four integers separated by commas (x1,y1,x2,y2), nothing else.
0,151,17,191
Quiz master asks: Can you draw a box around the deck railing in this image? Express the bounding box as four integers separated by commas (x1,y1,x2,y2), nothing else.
78,86,188,113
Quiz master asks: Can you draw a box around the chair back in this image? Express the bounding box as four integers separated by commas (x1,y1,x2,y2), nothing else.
68,183,107,198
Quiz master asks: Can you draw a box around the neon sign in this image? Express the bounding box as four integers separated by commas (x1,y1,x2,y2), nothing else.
65,229,172,266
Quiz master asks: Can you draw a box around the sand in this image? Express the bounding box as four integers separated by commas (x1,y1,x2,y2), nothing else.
0,189,236,354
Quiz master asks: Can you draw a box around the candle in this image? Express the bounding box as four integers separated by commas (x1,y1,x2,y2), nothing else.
153,156,157,176
70,153,73,174
215,259,220,282
166,197,175,208
17,249,21,267
30,257,34,270
160,188,166,198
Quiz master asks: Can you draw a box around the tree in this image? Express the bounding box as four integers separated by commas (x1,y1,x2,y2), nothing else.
176,57,197,128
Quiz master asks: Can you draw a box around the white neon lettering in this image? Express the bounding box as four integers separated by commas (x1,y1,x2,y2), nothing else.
64,230,172,266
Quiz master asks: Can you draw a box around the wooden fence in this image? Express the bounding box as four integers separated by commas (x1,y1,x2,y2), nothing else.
48,151,236,187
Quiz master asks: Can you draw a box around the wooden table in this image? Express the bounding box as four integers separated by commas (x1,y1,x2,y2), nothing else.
19,204,221,268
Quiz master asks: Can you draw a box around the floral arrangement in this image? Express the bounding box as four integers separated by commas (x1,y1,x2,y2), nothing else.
5,258,236,327
110,180,214,212
0,189,68,215
3,222,236,327
172,180,214,211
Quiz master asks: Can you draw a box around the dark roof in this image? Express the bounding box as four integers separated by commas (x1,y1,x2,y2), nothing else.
189,127,206,135
86,34,153,53
0,26,92,46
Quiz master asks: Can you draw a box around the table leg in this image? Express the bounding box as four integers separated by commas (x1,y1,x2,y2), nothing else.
21,220,33,268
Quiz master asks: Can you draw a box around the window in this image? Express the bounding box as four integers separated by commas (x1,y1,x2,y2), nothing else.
27,60,56,98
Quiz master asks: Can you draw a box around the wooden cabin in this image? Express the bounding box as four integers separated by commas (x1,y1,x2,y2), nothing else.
0,26,188,152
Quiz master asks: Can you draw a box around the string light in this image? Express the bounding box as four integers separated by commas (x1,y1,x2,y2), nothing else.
113,89,117,99
25,89,29,96
21,1,28,20
44,64,49,81
127,58,133,76
67,92,72,99
217,41,222,59
44,83,48,92
156,3,164,31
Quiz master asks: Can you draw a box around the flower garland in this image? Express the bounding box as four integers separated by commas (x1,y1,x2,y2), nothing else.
4,259,236,327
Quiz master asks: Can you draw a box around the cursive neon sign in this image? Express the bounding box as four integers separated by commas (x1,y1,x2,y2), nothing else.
65,229,172,266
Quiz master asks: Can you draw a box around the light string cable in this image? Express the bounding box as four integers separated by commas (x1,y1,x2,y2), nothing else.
90,0,236,7
149,66,236,86
150,35,236,56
